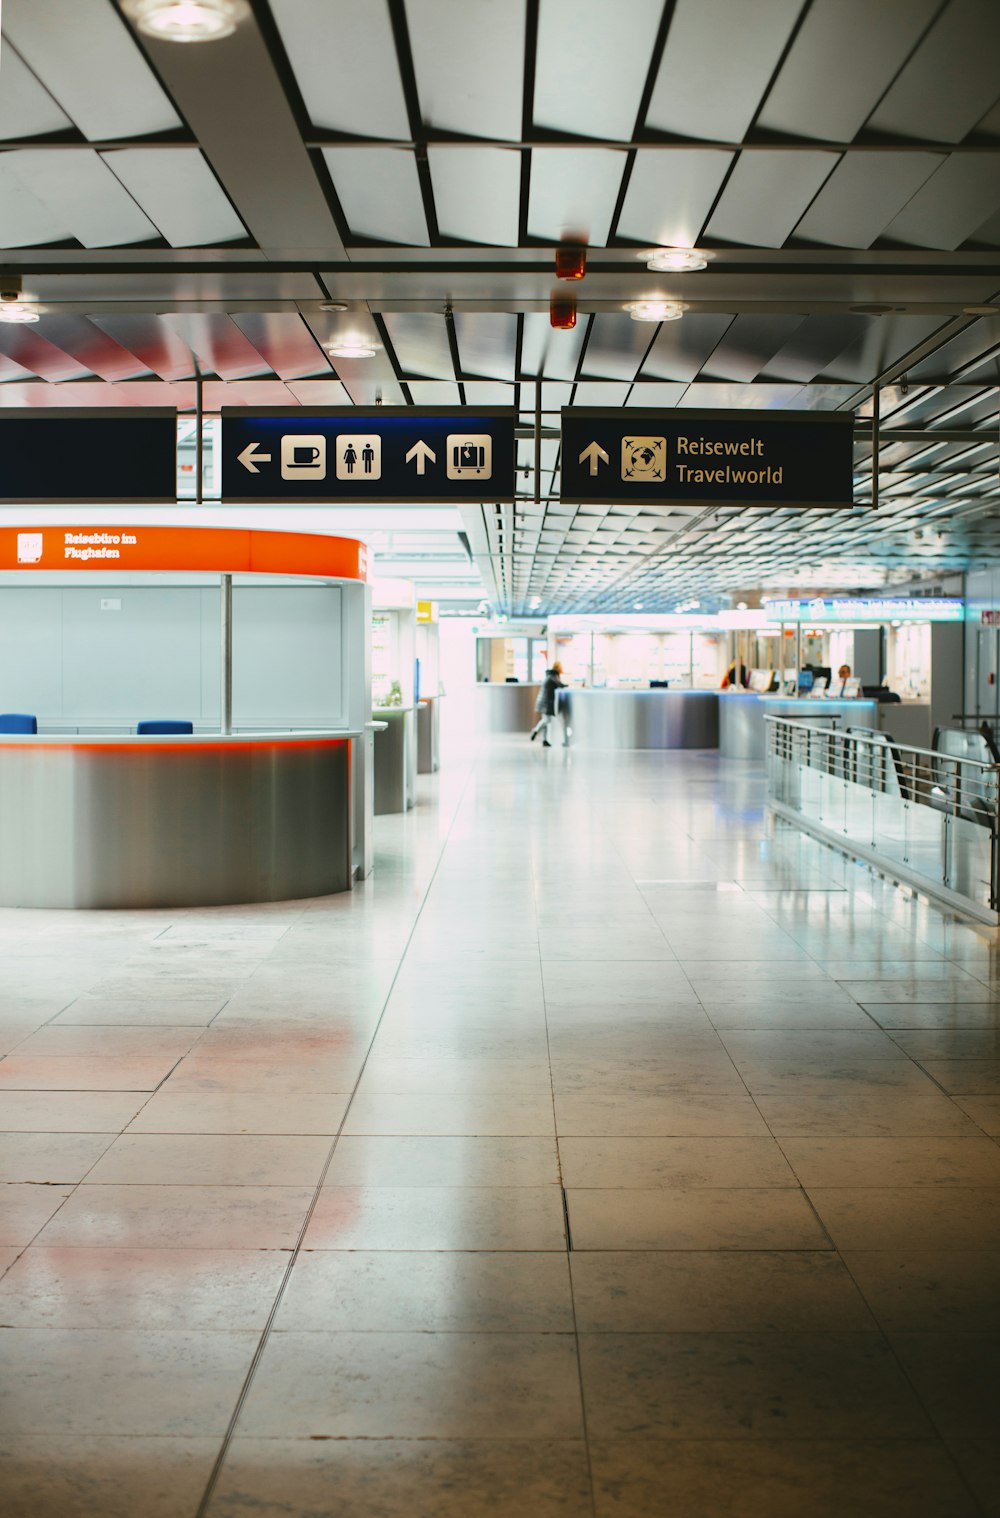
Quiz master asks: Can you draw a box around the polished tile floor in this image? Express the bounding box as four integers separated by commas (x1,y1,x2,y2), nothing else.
2,739,1000,1516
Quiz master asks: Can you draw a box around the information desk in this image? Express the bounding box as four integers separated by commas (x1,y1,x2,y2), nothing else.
568,689,719,750
719,693,877,761
0,732,356,909
476,682,542,733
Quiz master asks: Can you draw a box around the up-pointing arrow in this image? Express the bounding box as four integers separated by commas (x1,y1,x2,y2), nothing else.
238,442,272,474
579,441,610,477
405,440,436,476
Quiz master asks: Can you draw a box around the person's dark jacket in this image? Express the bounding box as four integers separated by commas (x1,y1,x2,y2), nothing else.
538,668,566,716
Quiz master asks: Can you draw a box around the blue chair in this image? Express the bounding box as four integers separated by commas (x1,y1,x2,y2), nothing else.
136,720,194,735
0,713,37,734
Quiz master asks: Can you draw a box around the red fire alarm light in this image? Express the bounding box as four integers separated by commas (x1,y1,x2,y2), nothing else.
550,293,577,329
555,246,586,280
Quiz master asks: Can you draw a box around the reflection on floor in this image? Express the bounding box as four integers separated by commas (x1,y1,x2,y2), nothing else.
1,741,999,1517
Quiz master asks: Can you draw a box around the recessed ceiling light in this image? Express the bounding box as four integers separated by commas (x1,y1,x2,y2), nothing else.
645,249,707,273
633,601,644,609
963,305,999,315
325,340,379,359
0,299,39,324
122,0,249,42
320,301,349,312
625,301,684,323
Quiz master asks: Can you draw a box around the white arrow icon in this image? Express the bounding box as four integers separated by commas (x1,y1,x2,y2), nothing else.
579,441,610,476
405,440,436,475
238,442,272,474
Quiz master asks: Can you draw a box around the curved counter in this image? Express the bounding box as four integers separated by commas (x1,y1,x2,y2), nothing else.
0,732,356,909
567,689,719,750
719,693,877,761
476,682,542,733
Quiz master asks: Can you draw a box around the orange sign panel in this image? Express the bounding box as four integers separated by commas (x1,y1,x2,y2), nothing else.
0,527,367,580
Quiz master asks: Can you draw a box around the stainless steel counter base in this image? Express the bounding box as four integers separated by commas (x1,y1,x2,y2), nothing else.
568,689,719,749
373,707,415,813
0,735,353,909
476,683,541,733
719,694,877,761
417,696,440,773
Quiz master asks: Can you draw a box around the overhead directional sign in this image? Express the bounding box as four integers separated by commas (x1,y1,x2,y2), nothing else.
561,409,855,508
0,411,177,503
222,408,515,503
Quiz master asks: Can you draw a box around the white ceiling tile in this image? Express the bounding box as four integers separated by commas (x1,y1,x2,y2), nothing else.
4,149,158,247
0,43,74,139
270,0,410,138
534,0,664,139
706,150,836,248
405,0,525,139
0,158,65,245
527,148,627,247
2,0,181,140
647,0,801,143
323,148,429,246
617,149,733,248
102,149,246,247
428,147,521,245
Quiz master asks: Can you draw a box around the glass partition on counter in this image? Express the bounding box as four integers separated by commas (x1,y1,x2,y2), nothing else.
552,630,725,689
475,636,548,684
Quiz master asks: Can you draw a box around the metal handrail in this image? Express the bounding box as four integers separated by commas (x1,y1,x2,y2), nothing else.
764,714,998,773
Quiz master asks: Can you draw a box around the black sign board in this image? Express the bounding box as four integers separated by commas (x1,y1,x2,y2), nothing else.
0,410,177,503
222,408,515,503
561,409,854,507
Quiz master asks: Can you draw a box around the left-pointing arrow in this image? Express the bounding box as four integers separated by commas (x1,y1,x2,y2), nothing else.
238,443,272,474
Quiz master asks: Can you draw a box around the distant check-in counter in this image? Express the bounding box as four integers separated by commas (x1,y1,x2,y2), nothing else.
476,682,542,733
719,693,877,761
568,689,719,749
0,731,356,910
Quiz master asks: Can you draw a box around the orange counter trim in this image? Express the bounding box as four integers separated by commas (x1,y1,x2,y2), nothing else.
0,527,368,581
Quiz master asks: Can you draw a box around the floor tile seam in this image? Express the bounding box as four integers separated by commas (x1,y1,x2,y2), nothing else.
190,753,484,1518
533,840,599,1518
829,1240,991,1514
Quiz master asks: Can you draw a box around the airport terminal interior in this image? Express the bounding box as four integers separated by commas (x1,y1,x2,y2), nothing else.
4,2,1000,1514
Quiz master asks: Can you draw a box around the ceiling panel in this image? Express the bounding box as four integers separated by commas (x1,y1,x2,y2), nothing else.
907,319,1000,382
428,147,520,245
381,313,455,379
0,353,35,383
231,314,331,381
4,149,158,247
813,315,944,383
641,314,735,382
705,150,836,248
883,153,1000,250
582,314,659,381
617,149,733,248
323,148,429,246
0,43,73,139
572,381,632,406
626,382,687,406
757,0,938,143
102,149,246,248
30,316,153,381
527,149,627,247
520,317,586,381
89,315,196,382
162,315,274,381
407,380,462,406
0,327,96,381
793,151,942,248
646,0,801,143
758,314,870,383
0,158,64,246
453,314,517,379
269,0,410,138
867,0,1000,144
533,0,664,139
284,380,352,406
463,381,516,405
405,0,524,140
2,0,181,140
700,315,804,381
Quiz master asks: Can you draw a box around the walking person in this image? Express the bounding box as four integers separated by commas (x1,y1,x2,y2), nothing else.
529,662,566,747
